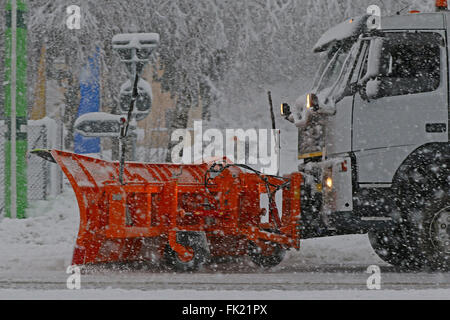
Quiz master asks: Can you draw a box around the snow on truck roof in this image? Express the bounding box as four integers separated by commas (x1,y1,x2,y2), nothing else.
313,16,369,53
313,12,447,53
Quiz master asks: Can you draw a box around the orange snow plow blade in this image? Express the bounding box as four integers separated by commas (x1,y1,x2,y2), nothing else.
44,150,302,268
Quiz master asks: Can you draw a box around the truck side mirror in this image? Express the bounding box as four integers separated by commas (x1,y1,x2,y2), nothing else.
306,93,320,111
281,103,292,118
359,38,384,100
360,38,383,82
365,79,382,100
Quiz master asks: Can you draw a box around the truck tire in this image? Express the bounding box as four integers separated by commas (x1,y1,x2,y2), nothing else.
164,231,210,272
248,240,286,269
368,227,421,270
395,159,449,271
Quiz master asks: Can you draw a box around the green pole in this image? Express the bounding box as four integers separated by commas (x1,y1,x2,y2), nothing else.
4,0,27,219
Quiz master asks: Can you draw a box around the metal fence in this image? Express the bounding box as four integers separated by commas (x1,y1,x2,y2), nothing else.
27,124,49,200
27,118,63,201
0,118,63,217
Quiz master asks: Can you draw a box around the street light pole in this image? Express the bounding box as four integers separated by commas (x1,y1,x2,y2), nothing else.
4,0,28,219
10,0,17,219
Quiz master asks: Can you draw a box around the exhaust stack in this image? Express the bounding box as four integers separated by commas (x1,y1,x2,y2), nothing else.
436,0,448,11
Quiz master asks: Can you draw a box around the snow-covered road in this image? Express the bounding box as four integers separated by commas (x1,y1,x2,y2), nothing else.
0,188,449,299
1,263,449,292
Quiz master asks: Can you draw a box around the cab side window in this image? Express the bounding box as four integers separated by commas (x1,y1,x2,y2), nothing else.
376,32,441,97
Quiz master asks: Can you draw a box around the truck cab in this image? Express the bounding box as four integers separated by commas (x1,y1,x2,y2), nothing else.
283,10,449,270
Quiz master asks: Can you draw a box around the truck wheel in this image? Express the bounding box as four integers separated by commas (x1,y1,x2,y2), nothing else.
396,160,449,271
429,205,450,268
164,231,210,272
248,241,286,269
368,227,420,270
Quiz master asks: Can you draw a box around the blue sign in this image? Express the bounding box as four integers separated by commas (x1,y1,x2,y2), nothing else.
74,48,101,154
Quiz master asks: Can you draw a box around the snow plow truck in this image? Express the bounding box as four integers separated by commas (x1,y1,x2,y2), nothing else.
34,1,448,272
281,1,449,270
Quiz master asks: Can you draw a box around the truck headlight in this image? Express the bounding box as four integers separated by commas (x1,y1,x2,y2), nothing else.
322,167,336,212
325,177,333,189
323,167,333,190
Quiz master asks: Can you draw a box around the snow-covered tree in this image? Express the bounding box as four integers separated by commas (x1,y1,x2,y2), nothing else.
1,0,436,153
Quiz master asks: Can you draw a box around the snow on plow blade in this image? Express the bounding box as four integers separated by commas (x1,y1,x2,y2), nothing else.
38,150,302,270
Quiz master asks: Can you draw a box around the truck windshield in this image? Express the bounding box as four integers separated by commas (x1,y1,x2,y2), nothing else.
312,43,352,94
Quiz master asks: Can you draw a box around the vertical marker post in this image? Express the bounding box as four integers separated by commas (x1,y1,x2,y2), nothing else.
4,0,27,219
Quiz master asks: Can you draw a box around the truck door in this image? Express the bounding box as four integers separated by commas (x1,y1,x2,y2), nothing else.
352,31,448,184
323,40,368,157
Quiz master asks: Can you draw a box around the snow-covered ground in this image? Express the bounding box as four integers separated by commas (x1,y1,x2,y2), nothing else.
0,185,449,299
1,288,450,300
